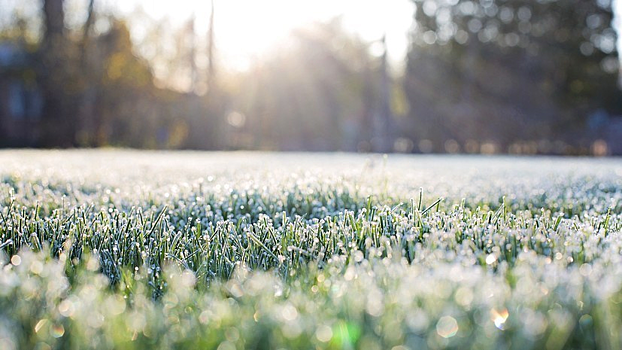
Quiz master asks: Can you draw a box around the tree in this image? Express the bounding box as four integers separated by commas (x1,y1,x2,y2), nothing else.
230,19,388,151
38,0,77,147
404,0,621,153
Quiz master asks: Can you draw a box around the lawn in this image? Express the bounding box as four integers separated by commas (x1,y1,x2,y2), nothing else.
1,150,621,349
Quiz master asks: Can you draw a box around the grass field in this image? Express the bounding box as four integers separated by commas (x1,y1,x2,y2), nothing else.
1,150,621,349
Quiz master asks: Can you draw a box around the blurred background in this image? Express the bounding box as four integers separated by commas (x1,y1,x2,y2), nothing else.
0,0,621,155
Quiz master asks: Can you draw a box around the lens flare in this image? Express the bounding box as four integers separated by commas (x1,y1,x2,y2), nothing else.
490,308,509,330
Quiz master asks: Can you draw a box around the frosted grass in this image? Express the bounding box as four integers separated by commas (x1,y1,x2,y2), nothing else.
0,150,621,349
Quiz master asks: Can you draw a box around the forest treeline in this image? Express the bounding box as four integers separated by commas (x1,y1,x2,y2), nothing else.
0,0,621,154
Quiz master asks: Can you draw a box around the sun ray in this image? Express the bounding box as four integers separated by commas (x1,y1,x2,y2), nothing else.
112,0,414,71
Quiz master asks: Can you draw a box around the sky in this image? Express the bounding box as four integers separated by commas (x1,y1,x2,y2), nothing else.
109,0,415,71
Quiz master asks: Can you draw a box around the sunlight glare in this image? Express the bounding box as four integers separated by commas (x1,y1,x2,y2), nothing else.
113,0,414,71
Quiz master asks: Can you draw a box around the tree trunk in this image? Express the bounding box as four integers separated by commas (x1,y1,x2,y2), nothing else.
39,0,75,147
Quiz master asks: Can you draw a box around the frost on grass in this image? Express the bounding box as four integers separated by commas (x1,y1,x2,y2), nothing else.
0,150,621,349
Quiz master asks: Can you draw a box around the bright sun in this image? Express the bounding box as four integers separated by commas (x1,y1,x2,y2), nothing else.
212,0,324,69
114,0,414,71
